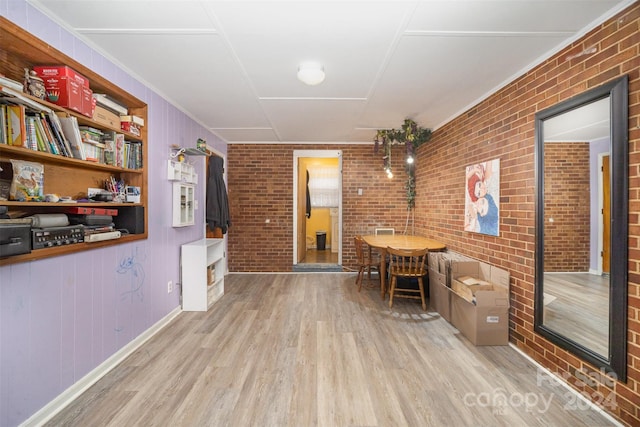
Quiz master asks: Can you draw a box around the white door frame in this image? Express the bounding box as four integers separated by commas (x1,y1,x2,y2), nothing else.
293,149,342,265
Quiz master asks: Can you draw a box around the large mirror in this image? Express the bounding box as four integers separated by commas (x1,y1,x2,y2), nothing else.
534,75,628,381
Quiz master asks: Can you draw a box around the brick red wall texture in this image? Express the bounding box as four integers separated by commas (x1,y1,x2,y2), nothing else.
543,142,591,272
227,4,640,425
227,144,409,272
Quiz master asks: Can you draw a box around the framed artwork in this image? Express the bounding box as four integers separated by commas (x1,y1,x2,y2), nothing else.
464,158,500,236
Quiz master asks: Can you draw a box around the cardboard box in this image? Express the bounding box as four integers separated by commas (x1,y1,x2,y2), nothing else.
451,276,494,304
428,251,445,274
93,105,120,129
207,264,216,286
451,290,509,346
42,76,83,114
428,250,477,287
33,65,89,88
450,260,510,346
429,267,451,322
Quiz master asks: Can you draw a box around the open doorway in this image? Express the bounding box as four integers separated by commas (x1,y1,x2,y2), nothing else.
293,150,342,271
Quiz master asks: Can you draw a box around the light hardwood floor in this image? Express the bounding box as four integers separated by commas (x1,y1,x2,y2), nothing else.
543,272,609,357
47,273,615,426
303,248,339,264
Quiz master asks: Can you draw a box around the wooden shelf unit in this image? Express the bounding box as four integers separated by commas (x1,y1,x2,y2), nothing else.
0,16,148,266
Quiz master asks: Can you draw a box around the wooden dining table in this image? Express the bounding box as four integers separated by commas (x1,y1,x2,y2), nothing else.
361,234,446,299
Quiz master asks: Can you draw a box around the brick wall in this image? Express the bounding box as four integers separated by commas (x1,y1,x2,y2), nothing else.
226,4,640,424
543,142,591,271
227,144,409,272
411,4,639,425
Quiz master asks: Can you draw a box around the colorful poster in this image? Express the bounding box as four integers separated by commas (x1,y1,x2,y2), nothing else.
464,159,500,236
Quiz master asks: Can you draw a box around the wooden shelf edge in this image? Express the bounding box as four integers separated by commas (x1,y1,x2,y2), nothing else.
0,144,144,173
0,233,147,267
0,201,144,207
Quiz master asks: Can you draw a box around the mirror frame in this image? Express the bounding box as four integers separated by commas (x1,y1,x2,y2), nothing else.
534,75,628,382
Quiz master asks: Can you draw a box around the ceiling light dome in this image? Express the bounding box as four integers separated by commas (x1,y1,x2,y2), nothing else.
297,62,325,86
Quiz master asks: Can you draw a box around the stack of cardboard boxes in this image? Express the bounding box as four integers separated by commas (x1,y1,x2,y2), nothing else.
428,251,510,346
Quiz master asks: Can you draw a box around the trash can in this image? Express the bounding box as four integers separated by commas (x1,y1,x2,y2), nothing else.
316,231,327,250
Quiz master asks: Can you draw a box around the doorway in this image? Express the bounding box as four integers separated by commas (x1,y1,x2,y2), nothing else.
293,150,342,271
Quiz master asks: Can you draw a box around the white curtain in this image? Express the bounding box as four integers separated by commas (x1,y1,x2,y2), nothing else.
308,166,339,207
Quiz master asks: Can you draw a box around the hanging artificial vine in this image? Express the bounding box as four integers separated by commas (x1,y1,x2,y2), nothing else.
374,118,432,209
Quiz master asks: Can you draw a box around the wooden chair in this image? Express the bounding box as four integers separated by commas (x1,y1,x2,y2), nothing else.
354,235,380,291
387,246,429,310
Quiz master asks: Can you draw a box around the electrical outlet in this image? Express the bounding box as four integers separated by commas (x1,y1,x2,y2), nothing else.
167,280,173,293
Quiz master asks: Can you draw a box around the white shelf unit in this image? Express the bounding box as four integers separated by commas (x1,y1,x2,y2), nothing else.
181,238,225,311
167,160,198,184
172,182,195,227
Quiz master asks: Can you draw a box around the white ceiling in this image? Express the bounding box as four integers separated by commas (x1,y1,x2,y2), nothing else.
30,0,633,144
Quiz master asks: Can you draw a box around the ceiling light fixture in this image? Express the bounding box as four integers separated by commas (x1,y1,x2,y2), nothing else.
297,62,325,86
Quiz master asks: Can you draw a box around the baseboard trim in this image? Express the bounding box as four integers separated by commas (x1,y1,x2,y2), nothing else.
20,306,183,427
508,343,623,427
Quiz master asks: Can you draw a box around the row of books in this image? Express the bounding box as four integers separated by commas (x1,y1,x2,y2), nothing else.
0,95,142,169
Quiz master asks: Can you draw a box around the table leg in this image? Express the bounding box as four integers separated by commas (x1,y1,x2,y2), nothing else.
379,248,387,299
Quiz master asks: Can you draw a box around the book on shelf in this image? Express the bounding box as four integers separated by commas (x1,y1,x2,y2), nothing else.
26,114,45,152
101,130,117,166
35,113,59,155
1,105,8,144
6,104,26,147
78,126,103,144
25,115,38,150
115,133,125,167
56,113,86,160
0,74,24,92
124,140,142,169
92,93,127,115
0,84,53,113
44,111,73,157
82,139,105,163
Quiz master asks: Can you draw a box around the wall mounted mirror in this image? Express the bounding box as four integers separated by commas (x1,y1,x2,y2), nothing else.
534,75,628,381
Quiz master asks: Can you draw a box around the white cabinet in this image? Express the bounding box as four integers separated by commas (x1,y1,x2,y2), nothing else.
172,182,195,227
167,160,198,184
181,238,225,311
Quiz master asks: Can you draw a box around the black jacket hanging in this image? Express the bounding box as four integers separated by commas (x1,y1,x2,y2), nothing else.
306,169,311,219
206,156,231,234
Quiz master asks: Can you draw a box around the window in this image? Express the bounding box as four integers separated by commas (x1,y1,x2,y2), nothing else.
308,166,339,207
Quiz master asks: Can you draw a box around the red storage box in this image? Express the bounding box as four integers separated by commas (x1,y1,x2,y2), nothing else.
42,76,83,114
81,86,94,118
33,65,90,88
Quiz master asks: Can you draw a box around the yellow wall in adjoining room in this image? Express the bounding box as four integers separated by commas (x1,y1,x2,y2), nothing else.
301,157,339,249
307,207,332,248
